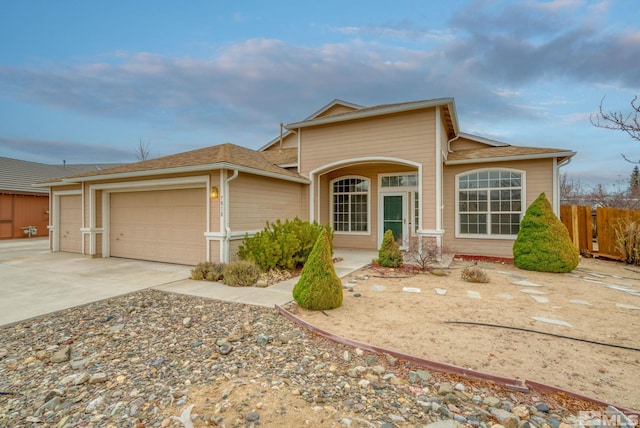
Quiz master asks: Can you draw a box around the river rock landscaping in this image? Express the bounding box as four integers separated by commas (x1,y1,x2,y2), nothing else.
0,289,623,427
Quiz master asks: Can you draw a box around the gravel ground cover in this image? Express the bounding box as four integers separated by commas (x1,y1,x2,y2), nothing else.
0,289,624,428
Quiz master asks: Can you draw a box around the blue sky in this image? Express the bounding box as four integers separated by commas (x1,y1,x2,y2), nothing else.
0,0,638,187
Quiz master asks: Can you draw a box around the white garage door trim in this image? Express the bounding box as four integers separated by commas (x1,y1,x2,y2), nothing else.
52,190,82,253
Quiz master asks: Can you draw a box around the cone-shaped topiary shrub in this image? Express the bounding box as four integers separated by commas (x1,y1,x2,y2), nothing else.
513,192,579,273
292,229,343,310
378,229,403,268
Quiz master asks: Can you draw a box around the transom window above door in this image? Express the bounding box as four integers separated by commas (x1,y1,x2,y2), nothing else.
331,177,369,233
381,174,418,188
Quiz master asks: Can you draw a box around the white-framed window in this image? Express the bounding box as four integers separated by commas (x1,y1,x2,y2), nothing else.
456,169,524,238
331,176,369,233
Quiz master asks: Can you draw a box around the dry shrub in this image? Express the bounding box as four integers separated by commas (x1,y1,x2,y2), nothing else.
613,219,640,265
190,262,224,281
222,261,261,287
461,265,490,283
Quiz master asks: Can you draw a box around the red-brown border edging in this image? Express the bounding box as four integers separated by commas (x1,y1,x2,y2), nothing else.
276,305,640,416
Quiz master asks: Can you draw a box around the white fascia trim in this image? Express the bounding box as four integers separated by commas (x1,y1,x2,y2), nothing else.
62,162,310,185
90,175,209,191
287,98,455,129
445,151,577,165
53,189,82,196
458,132,510,147
277,163,298,168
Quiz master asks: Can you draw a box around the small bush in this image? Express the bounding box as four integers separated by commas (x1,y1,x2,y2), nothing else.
222,260,261,287
238,217,333,271
293,229,343,310
378,230,403,268
513,192,579,273
613,219,640,265
461,266,490,283
190,262,225,281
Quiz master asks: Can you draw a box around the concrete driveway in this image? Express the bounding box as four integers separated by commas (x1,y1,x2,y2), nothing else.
0,238,190,326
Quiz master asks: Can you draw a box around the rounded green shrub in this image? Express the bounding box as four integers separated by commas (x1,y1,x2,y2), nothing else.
378,229,403,268
513,192,579,273
222,260,261,287
292,229,343,310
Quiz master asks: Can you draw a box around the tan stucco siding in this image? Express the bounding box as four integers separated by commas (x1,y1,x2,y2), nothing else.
228,173,306,232
300,110,436,176
263,132,298,150
442,158,555,258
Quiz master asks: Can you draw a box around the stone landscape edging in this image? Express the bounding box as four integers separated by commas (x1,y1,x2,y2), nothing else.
276,305,640,416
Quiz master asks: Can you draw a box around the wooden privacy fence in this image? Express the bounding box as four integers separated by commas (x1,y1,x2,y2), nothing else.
560,205,593,253
560,205,640,259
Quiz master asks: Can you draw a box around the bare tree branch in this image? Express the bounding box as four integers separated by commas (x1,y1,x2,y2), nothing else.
136,139,151,161
591,96,640,163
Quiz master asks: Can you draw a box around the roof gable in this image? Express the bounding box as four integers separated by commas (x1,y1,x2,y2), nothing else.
285,98,459,139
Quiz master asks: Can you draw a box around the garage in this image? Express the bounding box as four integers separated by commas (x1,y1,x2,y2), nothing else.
109,188,206,265
58,194,82,253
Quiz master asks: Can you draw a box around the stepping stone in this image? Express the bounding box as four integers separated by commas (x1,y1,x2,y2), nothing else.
466,290,481,299
496,271,512,275
583,278,606,284
569,299,593,306
607,285,632,292
496,293,514,299
520,289,547,295
371,284,386,292
512,280,543,287
529,295,549,303
616,303,640,310
402,287,421,293
532,317,572,327
586,272,606,278
435,288,447,296
564,273,580,278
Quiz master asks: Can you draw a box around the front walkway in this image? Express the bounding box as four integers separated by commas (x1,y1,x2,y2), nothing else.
155,248,377,307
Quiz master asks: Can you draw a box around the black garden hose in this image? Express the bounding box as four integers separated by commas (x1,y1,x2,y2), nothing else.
444,321,640,352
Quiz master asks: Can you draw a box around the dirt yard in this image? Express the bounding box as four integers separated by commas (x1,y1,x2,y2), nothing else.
295,257,640,410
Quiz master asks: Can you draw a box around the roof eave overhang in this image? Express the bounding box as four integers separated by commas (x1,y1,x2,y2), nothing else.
286,98,456,130
52,163,310,185
33,181,65,188
445,151,577,165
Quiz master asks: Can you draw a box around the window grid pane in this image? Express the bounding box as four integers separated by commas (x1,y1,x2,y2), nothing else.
381,174,418,188
458,171,522,236
333,178,368,233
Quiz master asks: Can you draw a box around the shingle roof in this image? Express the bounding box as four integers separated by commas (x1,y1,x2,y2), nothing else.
446,146,576,164
49,143,307,183
261,148,298,165
0,157,118,195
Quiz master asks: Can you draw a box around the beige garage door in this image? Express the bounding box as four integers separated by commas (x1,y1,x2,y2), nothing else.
59,194,82,253
110,188,206,265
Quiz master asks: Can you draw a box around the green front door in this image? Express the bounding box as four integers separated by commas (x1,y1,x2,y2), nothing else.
383,194,405,246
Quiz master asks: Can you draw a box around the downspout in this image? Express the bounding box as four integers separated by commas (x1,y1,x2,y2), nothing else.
223,169,239,263
554,156,572,216
447,134,460,153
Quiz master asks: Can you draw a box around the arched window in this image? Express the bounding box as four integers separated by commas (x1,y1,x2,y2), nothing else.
331,177,369,233
457,170,523,237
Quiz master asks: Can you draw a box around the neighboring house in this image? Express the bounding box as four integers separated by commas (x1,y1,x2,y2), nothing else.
0,157,118,239
38,98,575,265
